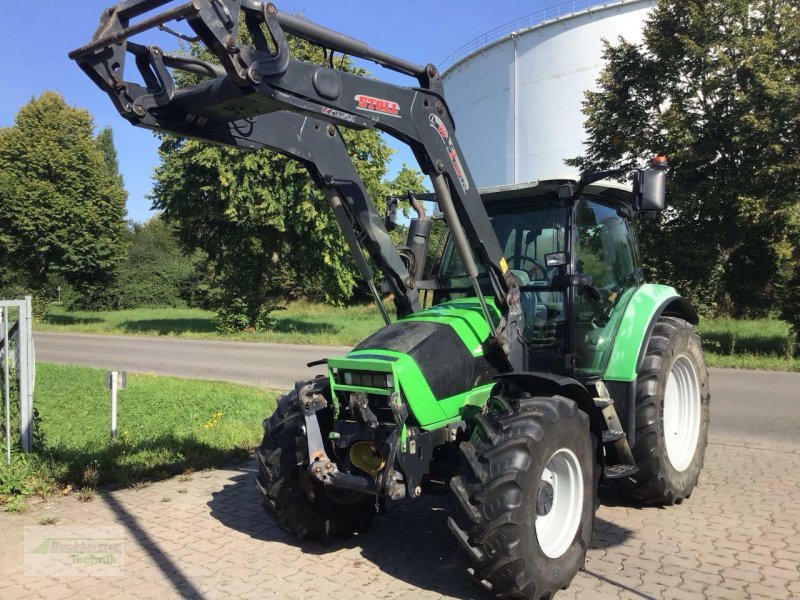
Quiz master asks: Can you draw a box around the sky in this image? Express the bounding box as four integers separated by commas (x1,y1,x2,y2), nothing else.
0,0,557,222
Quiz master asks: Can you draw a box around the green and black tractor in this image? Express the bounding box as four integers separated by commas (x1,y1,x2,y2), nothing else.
72,2,710,597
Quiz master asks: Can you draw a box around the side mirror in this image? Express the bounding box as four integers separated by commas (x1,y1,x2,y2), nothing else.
633,168,666,212
544,251,568,268
385,196,398,232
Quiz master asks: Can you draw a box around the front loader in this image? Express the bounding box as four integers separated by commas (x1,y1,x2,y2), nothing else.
71,3,710,597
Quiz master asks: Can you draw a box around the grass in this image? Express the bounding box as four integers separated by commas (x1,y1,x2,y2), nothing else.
0,363,278,511
40,301,385,346
697,317,799,371
38,303,799,371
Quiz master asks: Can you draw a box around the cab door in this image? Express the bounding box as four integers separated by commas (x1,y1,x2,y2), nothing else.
573,196,641,378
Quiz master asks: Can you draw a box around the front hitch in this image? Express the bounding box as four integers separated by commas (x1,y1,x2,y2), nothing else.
296,381,405,499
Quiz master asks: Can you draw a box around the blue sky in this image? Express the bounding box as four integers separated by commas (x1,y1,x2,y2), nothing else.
0,0,555,222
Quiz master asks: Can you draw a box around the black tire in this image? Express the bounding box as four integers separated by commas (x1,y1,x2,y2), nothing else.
449,394,598,599
255,380,376,539
620,316,710,505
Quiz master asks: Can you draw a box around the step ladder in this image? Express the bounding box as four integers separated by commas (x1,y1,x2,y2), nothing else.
594,384,638,481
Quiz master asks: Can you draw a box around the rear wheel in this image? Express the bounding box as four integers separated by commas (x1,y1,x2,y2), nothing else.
449,394,598,599
255,380,376,539
620,316,710,504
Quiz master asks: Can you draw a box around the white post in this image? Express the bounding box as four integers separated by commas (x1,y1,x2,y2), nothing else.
111,371,118,441
18,297,32,453
3,306,10,463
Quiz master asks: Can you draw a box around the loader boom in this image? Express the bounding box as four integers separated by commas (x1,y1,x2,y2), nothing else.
70,0,524,366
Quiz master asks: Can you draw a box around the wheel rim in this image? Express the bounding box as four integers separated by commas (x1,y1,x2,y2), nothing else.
535,448,584,559
663,354,701,472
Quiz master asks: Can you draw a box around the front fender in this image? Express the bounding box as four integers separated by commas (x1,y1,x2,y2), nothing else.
492,372,606,467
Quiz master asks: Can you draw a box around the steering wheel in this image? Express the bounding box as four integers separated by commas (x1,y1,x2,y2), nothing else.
506,254,547,280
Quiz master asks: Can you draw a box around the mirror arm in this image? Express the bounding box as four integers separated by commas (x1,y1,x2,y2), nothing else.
573,168,626,200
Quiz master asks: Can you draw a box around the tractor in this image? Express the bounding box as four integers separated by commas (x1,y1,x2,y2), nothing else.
71,2,710,597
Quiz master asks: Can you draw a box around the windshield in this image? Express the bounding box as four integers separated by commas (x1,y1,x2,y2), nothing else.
439,201,568,285
435,198,570,373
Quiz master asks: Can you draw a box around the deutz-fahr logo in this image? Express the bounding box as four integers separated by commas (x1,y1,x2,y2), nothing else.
355,95,401,118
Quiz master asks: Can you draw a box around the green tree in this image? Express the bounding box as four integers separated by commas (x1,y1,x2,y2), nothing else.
780,247,800,355
568,0,800,316
152,35,398,330
0,93,128,307
115,216,205,309
97,126,125,188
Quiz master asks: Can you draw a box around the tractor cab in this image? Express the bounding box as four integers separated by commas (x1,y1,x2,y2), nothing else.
431,176,657,381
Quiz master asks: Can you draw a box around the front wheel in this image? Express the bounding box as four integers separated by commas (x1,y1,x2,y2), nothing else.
255,380,377,539
449,394,598,599
619,316,710,504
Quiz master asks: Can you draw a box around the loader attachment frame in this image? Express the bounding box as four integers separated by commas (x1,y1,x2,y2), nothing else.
70,0,525,367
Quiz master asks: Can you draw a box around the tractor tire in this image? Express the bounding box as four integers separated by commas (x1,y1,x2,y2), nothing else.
449,394,598,599
620,316,710,505
255,380,376,540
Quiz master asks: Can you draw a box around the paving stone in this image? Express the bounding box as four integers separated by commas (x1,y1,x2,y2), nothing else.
0,442,798,599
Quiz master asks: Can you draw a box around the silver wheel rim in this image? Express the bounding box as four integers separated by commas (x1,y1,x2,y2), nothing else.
663,354,701,472
535,448,584,559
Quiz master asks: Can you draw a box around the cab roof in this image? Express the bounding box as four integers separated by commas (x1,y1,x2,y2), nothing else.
479,176,633,204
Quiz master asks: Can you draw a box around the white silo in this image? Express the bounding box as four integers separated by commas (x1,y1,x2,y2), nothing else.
441,0,655,188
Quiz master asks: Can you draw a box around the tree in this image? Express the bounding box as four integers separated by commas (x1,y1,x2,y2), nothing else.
97,126,125,188
152,34,401,329
568,0,800,316
0,93,128,306
115,216,205,309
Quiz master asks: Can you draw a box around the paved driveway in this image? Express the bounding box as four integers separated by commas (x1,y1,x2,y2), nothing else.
1,440,798,599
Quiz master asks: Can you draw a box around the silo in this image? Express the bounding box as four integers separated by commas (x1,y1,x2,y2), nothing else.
441,0,655,188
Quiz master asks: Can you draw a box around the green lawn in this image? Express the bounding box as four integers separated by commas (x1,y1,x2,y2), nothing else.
38,304,798,371
0,363,278,511
40,302,385,346
697,317,798,371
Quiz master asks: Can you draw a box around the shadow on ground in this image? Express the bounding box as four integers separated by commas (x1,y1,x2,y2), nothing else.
208,461,635,598
700,330,788,356
267,318,339,336
45,314,104,326
48,435,251,488
114,317,339,337
119,318,216,335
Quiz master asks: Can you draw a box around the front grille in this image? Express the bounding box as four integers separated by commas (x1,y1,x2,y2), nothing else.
335,390,394,424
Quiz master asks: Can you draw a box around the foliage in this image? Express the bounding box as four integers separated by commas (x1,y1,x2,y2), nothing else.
153,32,399,330
0,93,128,308
779,263,800,356
96,126,125,188
114,216,205,309
567,0,800,317
212,298,285,334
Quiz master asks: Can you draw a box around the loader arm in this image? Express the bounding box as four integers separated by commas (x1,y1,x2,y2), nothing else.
69,0,524,366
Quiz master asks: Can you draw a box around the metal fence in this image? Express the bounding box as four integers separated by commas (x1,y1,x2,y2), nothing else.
439,0,636,73
1,297,35,459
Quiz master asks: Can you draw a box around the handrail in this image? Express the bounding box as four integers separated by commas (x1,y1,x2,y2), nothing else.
439,0,640,74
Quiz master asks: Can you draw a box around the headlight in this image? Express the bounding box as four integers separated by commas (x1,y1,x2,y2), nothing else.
339,370,394,389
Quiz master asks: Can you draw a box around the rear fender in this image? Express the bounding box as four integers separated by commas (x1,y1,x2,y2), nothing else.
604,285,698,382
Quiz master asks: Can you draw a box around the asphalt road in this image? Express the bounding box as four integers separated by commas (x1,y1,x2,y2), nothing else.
34,331,799,446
